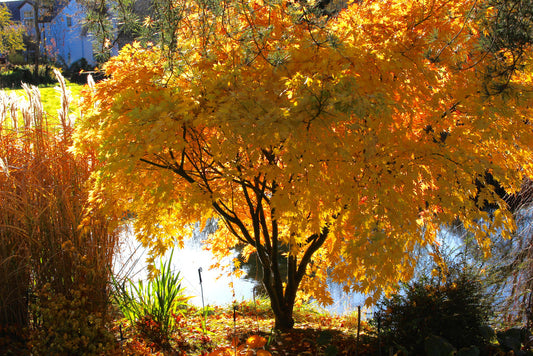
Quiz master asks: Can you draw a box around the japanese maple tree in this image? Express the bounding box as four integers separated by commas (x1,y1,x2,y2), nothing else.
75,0,533,330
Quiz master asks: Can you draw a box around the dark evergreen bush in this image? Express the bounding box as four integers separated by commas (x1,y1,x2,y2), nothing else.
0,65,58,88
66,58,95,84
374,265,494,355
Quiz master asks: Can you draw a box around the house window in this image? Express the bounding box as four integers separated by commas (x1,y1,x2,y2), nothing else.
66,16,72,27
23,10,34,28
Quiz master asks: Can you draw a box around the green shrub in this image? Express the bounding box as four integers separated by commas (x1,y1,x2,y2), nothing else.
30,284,115,356
374,265,493,355
496,327,533,356
0,65,59,88
66,58,95,84
7,52,25,66
0,66,32,88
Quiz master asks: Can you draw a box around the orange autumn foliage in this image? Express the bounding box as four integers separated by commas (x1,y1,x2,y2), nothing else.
75,0,533,329
207,336,271,356
246,335,267,349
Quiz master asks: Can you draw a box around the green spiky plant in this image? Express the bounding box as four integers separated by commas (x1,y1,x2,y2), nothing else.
112,249,190,346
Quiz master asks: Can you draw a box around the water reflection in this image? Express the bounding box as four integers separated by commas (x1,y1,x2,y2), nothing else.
114,227,255,307
114,226,364,314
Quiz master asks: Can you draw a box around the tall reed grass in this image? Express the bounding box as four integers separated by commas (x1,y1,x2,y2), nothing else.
0,71,122,355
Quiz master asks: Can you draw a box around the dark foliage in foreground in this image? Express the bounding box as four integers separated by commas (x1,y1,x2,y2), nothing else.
374,265,494,355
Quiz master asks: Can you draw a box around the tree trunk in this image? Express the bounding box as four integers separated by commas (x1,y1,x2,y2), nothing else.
272,302,295,330
263,286,297,330
32,2,40,82
258,249,298,331
257,228,329,331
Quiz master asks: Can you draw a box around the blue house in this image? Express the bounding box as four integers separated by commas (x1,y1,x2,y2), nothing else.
4,0,96,66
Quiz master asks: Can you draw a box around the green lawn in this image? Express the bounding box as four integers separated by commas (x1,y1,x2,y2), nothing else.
3,83,85,120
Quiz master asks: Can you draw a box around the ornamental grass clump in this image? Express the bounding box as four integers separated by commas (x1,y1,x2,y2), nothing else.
0,71,121,355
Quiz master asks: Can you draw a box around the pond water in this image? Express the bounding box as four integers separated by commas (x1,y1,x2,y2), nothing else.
114,226,365,315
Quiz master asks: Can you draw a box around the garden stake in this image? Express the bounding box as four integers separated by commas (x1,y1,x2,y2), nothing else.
233,303,238,356
356,305,361,356
198,267,207,332
377,314,382,356
253,288,259,333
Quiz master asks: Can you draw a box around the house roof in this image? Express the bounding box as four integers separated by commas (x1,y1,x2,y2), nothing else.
38,0,70,23
2,1,25,22
5,0,70,23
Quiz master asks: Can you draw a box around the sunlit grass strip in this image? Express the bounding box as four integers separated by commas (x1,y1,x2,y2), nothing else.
0,82,83,130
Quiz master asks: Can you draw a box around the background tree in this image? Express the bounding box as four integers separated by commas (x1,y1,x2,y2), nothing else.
79,0,184,61
78,0,342,60
503,181,533,327
22,0,58,80
448,180,533,328
75,0,533,330
0,4,24,58
481,0,533,93
407,0,533,329
79,0,145,62
474,0,533,328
